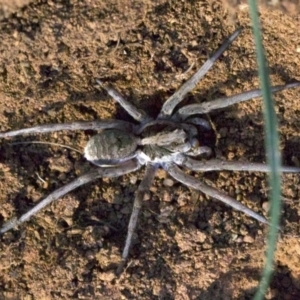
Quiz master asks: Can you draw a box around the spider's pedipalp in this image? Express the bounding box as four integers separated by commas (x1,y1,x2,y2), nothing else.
117,163,158,275
0,120,135,138
159,29,241,118
164,162,269,225
0,159,141,234
96,79,151,123
176,82,300,119
179,157,300,173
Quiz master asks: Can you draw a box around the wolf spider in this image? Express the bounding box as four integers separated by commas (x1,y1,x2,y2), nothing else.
0,29,299,275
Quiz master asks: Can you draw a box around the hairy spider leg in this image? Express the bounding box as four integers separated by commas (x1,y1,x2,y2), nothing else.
96,79,152,123
116,163,158,275
0,159,141,234
179,157,300,173
176,82,300,120
159,29,242,118
0,120,135,138
164,162,269,224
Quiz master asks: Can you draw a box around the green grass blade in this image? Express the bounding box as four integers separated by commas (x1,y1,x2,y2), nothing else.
248,1,282,299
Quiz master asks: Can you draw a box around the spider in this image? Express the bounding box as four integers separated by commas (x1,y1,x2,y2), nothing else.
0,29,299,275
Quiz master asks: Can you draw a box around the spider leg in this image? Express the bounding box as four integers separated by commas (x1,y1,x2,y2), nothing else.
96,79,152,123
0,159,141,234
179,157,300,173
176,82,300,119
185,117,211,130
164,162,269,225
158,29,241,118
0,120,135,138
116,163,158,275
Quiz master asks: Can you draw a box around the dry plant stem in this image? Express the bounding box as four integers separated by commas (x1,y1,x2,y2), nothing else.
159,29,241,118
165,162,269,224
180,157,300,173
0,159,141,234
117,163,158,275
0,120,135,138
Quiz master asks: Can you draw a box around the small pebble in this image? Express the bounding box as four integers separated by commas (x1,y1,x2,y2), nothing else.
239,224,248,236
98,270,116,282
262,201,270,212
243,235,254,243
231,234,238,241
86,250,95,260
130,175,137,184
177,194,188,207
156,168,167,179
163,191,172,202
227,152,235,160
163,178,174,187
143,192,151,201
48,156,73,173
202,243,212,250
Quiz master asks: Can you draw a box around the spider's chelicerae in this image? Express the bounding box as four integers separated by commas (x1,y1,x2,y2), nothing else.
1,29,300,274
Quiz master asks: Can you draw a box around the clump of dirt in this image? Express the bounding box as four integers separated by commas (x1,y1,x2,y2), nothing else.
0,0,299,299
0,0,33,20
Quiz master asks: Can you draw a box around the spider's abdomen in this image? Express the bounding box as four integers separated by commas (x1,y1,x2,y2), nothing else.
84,129,138,165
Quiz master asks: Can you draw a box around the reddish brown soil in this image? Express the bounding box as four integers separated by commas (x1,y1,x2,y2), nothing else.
0,1,299,299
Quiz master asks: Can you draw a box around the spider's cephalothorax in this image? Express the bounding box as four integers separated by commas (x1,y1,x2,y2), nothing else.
0,29,300,275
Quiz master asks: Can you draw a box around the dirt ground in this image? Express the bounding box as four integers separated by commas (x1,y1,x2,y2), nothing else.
0,0,299,299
